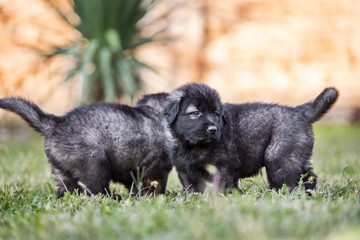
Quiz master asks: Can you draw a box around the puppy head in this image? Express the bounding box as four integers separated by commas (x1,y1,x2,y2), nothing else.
164,83,226,145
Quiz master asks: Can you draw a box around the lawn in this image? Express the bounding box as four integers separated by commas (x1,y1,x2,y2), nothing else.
0,124,359,240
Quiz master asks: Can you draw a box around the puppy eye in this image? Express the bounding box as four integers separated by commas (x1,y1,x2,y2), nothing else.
191,111,201,117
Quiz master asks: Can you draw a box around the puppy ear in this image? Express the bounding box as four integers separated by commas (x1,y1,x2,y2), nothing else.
222,115,227,125
163,90,183,124
163,100,180,124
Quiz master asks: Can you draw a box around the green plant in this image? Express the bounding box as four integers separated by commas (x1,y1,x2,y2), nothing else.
51,0,158,103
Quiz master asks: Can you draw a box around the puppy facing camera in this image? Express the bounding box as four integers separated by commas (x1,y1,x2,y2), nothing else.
0,93,172,198
164,83,339,194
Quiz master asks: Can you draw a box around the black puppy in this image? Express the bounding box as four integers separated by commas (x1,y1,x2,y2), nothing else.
0,93,172,198
164,83,338,193
164,83,226,192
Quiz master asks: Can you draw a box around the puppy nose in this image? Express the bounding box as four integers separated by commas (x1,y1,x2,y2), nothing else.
207,125,218,135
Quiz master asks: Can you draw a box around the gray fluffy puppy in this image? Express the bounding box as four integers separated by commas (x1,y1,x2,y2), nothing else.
0,93,171,198
164,83,338,193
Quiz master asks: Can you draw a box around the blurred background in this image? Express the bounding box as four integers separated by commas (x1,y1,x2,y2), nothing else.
0,0,359,124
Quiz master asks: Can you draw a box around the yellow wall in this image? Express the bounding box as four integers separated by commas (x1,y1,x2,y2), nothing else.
0,0,359,122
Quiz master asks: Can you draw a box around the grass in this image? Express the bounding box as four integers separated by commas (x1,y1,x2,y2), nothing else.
0,124,359,240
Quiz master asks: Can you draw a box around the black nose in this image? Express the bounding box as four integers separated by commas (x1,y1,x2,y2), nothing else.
207,125,218,135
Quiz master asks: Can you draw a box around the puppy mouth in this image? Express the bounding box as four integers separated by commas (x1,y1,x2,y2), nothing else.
199,139,215,145
191,136,218,145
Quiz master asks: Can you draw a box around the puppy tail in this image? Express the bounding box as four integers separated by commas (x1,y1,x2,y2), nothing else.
296,87,339,123
0,97,59,135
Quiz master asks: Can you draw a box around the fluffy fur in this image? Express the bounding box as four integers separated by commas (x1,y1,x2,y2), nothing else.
164,83,339,193
0,93,172,198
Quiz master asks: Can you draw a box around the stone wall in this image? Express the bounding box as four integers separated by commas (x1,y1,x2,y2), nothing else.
141,0,360,110
0,0,77,116
0,0,359,122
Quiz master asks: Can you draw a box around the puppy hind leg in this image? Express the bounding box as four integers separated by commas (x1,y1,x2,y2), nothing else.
264,136,316,193
302,166,317,192
265,153,303,192
77,178,111,196
141,170,170,195
265,166,300,192
75,151,112,197
77,172,111,197
53,170,80,198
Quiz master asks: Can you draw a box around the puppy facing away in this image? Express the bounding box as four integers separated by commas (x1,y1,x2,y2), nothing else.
164,83,338,193
0,93,172,198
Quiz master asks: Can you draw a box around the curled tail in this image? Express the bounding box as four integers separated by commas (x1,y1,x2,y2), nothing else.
296,87,339,123
0,97,59,135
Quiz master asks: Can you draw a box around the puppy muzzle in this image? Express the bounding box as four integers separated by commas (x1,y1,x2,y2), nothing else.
207,125,218,136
